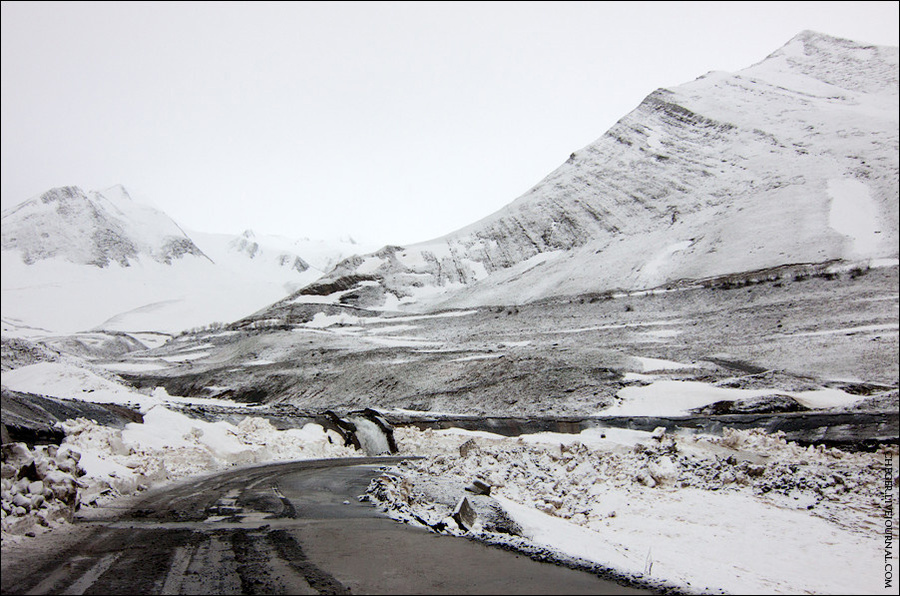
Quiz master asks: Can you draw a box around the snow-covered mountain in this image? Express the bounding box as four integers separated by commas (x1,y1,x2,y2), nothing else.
299,31,899,309
189,229,371,278
1,187,373,335
1,185,208,267
225,230,311,273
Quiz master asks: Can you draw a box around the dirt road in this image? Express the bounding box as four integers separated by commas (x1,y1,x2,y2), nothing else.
1,458,649,595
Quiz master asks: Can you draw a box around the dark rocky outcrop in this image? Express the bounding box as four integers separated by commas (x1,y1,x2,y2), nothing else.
1,389,143,446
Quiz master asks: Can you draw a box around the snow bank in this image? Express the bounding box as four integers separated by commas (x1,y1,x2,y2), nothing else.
607,379,868,416
0,358,365,541
61,406,359,507
631,356,695,372
1,406,360,541
368,426,898,594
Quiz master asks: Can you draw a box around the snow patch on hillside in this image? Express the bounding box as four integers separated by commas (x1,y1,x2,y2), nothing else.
606,380,866,416
1,362,244,412
827,178,882,257
637,241,693,287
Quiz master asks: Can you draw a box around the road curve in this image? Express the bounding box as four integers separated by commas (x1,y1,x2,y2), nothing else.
1,457,648,595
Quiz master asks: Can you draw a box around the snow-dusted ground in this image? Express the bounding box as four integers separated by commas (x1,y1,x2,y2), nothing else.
144,262,896,419
368,426,899,595
1,355,897,594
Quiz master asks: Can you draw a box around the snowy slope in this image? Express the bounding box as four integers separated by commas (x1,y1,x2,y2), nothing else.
1,188,373,335
303,31,899,309
0,242,315,335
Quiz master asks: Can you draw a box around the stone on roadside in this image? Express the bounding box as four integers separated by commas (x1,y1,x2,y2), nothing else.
746,464,767,477
452,496,477,532
17,460,40,482
636,469,657,488
459,438,478,458
465,479,491,496
12,493,31,510
2,443,34,469
1,463,16,479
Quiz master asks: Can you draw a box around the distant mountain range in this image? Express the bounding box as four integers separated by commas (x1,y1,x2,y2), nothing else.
1,186,374,334
291,31,898,310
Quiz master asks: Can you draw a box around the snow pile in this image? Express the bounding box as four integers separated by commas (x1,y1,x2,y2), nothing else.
2,406,359,539
62,407,359,507
1,442,85,537
367,425,898,594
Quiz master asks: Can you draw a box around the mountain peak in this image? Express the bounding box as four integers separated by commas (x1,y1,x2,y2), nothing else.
38,185,87,205
775,29,888,57
791,29,853,45
99,184,133,202
750,29,898,94
2,185,208,267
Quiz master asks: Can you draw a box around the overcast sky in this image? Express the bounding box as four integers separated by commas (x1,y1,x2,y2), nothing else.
2,1,898,245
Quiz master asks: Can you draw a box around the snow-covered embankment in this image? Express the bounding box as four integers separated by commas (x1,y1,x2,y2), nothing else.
366,425,898,594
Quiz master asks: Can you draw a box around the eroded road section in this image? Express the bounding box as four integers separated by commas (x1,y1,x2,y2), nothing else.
2,457,647,595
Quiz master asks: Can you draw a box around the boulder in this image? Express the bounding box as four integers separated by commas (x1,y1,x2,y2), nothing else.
690,394,809,415
465,479,492,496
459,438,478,457
2,442,34,469
452,496,477,532
12,493,31,510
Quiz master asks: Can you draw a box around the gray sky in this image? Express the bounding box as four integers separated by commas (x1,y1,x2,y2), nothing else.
2,1,898,245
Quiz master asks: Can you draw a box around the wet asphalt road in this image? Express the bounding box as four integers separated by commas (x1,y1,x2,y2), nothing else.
1,458,649,595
